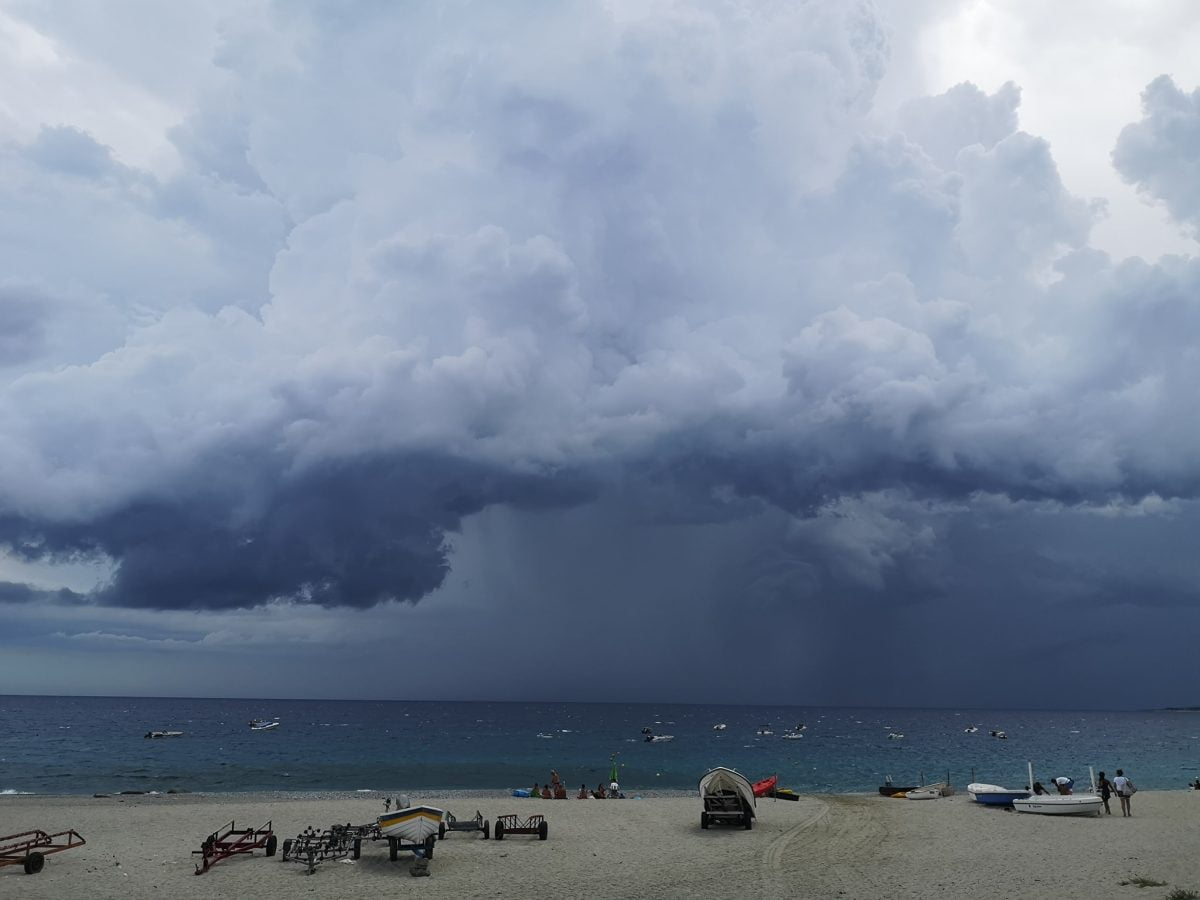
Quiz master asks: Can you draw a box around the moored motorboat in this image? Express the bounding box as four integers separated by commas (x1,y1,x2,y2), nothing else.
712,723,727,731
144,730,183,738
968,782,1032,806
645,734,674,743
249,719,279,731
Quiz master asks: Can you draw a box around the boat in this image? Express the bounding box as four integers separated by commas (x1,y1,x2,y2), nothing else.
699,767,756,829
1012,794,1103,816
752,774,779,798
905,788,942,800
378,803,447,844
781,732,804,740
1011,763,1103,816
755,726,773,735
536,732,554,739
248,719,279,731
878,775,918,796
967,782,1031,806
768,788,800,801
645,734,674,743
990,730,1007,739
887,732,904,739
964,726,979,733
712,723,727,730
144,730,183,739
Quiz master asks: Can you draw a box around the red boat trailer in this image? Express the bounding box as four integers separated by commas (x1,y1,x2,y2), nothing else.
0,828,86,875
192,820,277,874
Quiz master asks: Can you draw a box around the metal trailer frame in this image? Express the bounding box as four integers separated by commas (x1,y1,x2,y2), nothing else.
493,814,548,841
281,824,366,875
0,829,86,875
438,810,490,840
192,820,277,874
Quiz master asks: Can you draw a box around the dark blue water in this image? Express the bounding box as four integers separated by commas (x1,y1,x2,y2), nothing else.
2,696,1197,795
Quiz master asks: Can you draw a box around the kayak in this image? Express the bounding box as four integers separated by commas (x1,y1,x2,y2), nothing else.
752,775,779,798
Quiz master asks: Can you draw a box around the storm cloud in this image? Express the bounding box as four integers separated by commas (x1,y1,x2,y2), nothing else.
2,1,1199,705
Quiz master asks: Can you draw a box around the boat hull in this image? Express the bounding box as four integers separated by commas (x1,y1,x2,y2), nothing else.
378,806,446,843
967,783,1031,806
1012,795,1103,816
752,775,779,798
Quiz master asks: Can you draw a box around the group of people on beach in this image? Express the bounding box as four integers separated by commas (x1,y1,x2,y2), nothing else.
530,769,624,800
1031,768,1136,816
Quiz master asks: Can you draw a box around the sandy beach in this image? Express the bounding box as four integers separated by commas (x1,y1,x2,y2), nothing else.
3,789,1197,899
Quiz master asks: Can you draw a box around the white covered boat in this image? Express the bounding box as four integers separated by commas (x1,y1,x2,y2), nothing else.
378,804,447,844
699,767,756,830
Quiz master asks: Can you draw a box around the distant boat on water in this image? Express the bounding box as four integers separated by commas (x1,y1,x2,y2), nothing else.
249,719,279,731
144,730,183,739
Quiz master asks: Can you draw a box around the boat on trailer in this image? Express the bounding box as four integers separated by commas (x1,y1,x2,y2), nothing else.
699,767,756,830
378,805,446,844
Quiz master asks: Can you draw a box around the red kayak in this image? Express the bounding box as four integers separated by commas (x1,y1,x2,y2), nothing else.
752,775,779,798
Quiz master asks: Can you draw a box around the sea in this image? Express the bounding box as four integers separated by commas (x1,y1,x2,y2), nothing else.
2,696,1197,797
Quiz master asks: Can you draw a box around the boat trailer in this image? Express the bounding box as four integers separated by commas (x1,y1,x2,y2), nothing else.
192,820,277,874
493,814,548,840
439,809,490,840
281,823,367,875
0,828,86,875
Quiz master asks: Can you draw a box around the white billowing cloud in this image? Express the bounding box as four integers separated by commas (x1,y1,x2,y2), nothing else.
1113,75,1200,233
897,80,1021,170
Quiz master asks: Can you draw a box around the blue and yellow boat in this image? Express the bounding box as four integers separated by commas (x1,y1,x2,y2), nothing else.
377,805,446,845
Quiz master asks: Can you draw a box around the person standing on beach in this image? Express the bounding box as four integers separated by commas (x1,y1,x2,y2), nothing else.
1112,769,1135,816
1096,772,1113,815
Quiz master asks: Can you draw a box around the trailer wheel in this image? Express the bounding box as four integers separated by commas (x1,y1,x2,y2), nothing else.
388,836,398,861
481,820,490,840
537,820,548,841
352,838,361,859
439,822,446,840
701,812,709,829
743,813,752,830
494,821,505,841
281,838,293,860
424,834,436,859
23,852,45,875
265,834,278,857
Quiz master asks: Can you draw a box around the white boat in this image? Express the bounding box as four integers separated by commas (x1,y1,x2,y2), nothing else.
646,734,674,743
712,723,727,731
905,788,942,800
378,804,446,845
699,767,756,829
1012,794,1103,816
1011,763,1102,816
756,726,773,735
144,730,183,739
249,719,279,731
781,732,804,740
887,732,904,739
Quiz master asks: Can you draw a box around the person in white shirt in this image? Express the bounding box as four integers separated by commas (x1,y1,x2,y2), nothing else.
1112,769,1135,817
